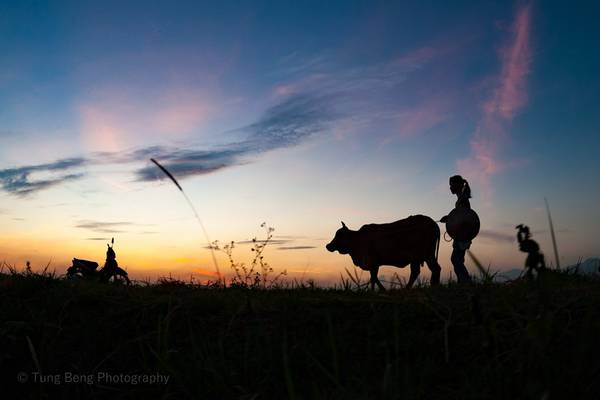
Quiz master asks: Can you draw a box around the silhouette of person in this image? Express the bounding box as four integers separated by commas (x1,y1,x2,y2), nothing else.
101,242,131,284
516,224,546,279
440,175,472,283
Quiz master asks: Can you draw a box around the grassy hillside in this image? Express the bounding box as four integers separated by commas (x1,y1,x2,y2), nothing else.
1,270,598,399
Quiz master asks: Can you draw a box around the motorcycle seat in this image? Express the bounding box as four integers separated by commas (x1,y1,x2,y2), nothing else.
72,258,99,270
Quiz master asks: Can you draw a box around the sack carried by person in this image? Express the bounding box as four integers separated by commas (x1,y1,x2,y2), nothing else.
446,207,480,241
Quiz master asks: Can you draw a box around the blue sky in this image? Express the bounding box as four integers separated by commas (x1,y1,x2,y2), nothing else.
0,1,598,282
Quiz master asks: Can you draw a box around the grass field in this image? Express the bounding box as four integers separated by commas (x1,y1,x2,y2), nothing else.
1,269,598,399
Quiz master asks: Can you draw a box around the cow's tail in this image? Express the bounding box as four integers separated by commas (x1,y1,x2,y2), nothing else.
435,228,440,262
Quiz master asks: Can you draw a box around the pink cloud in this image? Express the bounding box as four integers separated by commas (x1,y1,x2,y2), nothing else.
153,89,214,134
387,98,451,143
486,5,532,119
391,46,439,69
398,106,447,138
78,86,217,152
458,4,532,198
272,84,296,98
270,73,329,99
79,104,124,152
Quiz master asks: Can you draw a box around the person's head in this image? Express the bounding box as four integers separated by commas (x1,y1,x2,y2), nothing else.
449,175,471,198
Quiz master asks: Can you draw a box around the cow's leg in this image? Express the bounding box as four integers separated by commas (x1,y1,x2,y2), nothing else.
406,262,420,289
427,258,441,286
370,267,385,291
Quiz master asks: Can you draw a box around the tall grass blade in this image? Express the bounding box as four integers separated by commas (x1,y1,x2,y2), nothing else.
150,158,221,282
151,158,183,191
545,197,561,270
467,250,488,279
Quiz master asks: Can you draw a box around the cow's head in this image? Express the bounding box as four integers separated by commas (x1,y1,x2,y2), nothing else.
326,222,353,254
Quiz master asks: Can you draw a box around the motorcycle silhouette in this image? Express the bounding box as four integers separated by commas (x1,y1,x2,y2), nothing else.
66,238,131,284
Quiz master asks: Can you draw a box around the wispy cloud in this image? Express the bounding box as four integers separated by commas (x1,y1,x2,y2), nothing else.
458,4,532,197
273,41,465,146
244,93,335,148
274,42,455,98
234,239,291,245
392,46,440,69
274,235,309,239
272,54,411,100
75,220,136,234
0,92,337,195
135,93,335,182
0,158,87,196
277,246,317,250
135,148,247,182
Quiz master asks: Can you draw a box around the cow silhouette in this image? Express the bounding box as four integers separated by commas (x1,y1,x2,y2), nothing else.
326,215,441,290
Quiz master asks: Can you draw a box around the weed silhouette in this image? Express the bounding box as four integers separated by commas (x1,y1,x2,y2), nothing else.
516,224,546,279
210,223,287,288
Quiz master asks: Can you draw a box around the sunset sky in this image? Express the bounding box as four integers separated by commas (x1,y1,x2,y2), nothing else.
1,1,598,283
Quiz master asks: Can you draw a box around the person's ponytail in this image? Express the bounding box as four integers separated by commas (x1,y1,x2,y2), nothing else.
463,179,472,199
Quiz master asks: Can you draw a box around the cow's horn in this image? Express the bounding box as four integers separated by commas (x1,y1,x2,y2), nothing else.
341,221,347,228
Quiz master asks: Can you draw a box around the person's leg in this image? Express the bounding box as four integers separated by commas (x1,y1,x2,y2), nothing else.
451,245,471,283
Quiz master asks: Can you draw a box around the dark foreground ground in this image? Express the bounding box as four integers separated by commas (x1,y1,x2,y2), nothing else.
1,271,599,400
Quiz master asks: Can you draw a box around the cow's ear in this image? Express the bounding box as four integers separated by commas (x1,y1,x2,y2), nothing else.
341,221,347,229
